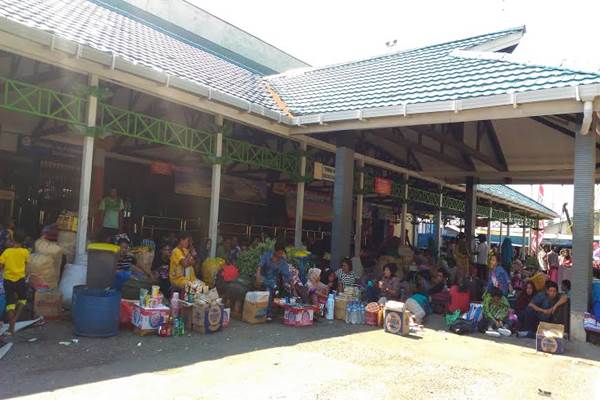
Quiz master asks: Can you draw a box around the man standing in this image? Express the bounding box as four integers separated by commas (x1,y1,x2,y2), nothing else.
474,234,489,281
547,246,560,283
98,188,124,242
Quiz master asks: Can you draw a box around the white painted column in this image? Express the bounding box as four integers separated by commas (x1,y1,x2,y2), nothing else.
74,74,98,265
506,211,511,239
399,174,408,246
528,221,533,257
294,142,307,248
433,190,443,259
209,116,224,258
353,159,365,257
521,217,527,260
487,207,493,244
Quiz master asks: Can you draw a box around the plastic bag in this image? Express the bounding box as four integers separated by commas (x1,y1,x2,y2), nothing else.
201,257,225,287
444,309,461,327
58,263,87,308
57,231,76,264
28,253,57,289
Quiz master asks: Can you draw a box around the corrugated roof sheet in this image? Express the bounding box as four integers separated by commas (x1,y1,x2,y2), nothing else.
478,185,558,218
266,27,600,115
0,0,278,109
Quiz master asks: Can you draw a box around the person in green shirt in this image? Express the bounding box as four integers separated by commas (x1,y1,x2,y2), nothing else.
99,188,124,242
478,287,512,337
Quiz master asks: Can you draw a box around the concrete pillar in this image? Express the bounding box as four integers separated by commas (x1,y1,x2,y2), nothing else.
571,120,596,342
433,191,443,260
208,116,224,258
331,146,355,269
354,159,365,257
294,142,307,248
487,207,493,244
74,74,98,265
521,218,527,260
90,147,106,237
499,222,503,245
399,175,408,246
528,221,533,257
464,177,477,258
506,211,511,239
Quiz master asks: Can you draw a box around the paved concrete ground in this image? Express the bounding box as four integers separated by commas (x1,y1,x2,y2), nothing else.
1,316,600,400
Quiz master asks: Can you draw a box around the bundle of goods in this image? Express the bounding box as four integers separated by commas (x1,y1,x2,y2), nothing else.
242,291,269,324
56,211,78,232
282,304,315,327
285,247,312,283
536,322,565,354
132,286,170,335
34,288,62,318
131,246,155,278
201,257,225,287
183,280,210,303
57,230,76,264
345,301,366,325
236,239,275,280
27,253,57,290
383,300,410,336
365,302,384,327
34,238,63,285
334,289,359,321
190,286,225,334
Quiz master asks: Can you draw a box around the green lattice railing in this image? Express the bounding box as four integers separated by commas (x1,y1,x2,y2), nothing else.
98,103,214,155
0,76,87,125
223,137,298,175
443,196,465,213
408,186,440,207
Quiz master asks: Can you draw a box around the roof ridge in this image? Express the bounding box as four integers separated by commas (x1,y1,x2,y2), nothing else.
450,48,600,77
266,26,525,80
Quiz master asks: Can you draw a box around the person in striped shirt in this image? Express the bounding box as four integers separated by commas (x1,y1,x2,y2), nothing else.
335,257,359,293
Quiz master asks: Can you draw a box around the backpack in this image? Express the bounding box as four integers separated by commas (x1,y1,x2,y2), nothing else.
448,318,474,335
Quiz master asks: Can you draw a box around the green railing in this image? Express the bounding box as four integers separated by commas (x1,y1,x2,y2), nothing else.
98,103,214,155
222,137,298,175
408,186,440,207
0,76,87,125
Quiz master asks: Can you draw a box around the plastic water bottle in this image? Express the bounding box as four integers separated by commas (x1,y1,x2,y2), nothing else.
171,292,180,318
345,303,351,324
359,304,365,324
326,294,335,320
350,302,358,324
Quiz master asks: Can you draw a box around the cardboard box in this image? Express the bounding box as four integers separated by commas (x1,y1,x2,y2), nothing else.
131,304,170,331
34,289,62,318
384,302,410,336
178,300,194,331
334,297,349,321
283,305,314,327
192,302,223,334
536,322,565,354
242,291,269,324
223,308,231,328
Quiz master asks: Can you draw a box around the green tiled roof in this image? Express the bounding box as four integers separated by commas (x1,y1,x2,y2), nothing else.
266,27,600,115
478,185,557,218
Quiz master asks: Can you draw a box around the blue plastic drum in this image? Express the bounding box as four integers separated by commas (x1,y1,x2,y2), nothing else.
72,285,121,337
593,280,600,304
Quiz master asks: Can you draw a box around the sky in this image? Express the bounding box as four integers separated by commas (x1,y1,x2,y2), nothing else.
193,0,600,216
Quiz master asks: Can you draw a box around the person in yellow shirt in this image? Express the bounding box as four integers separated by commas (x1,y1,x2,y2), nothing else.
0,230,30,335
169,233,197,291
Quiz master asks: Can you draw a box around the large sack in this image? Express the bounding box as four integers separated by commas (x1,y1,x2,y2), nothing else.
201,257,225,287
57,230,76,264
28,253,57,289
35,238,63,283
131,247,154,278
58,263,87,308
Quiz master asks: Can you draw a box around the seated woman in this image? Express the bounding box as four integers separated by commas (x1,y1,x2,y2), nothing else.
478,287,512,336
405,276,432,324
379,263,402,301
487,254,510,296
169,233,198,291
448,277,471,314
514,281,536,329
335,257,359,293
519,280,569,338
307,268,329,316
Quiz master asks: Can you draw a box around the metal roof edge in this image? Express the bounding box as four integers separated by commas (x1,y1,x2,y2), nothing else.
477,185,559,219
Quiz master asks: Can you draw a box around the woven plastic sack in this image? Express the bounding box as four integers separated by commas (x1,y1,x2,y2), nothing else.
35,238,63,283
28,253,57,289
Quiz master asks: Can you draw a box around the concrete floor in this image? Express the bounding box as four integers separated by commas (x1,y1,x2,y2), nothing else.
1,316,600,400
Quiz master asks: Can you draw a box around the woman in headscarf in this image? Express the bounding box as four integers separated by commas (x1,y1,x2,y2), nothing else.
307,268,329,315
453,233,470,281
500,237,514,274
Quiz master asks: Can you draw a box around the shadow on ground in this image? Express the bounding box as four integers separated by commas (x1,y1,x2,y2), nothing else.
1,313,598,399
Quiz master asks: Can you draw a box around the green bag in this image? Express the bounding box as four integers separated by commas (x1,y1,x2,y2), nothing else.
444,310,462,327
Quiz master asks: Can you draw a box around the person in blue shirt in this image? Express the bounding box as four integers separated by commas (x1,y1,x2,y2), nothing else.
487,254,510,296
258,242,290,321
518,280,569,338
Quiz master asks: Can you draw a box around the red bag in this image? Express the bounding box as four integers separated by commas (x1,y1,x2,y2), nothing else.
222,264,239,282
120,300,137,329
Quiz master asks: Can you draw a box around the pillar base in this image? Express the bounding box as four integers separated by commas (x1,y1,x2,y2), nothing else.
570,311,587,342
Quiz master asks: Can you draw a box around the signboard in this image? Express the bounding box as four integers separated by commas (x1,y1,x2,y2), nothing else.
285,186,333,223
150,161,174,176
374,177,392,196
313,162,335,182
18,136,81,159
174,169,267,205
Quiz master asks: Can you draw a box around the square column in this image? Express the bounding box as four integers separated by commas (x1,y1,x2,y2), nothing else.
74,74,98,265
294,142,307,248
331,146,354,269
209,116,224,258
354,159,365,257
400,175,408,246
464,177,477,246
571,120,596,342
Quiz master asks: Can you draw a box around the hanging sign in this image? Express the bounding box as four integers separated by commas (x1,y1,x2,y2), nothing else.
374,177,392,195
150,161,174,176
313,162,335,182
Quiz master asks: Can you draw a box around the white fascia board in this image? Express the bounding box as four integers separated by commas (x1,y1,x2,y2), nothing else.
466,31,524,52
